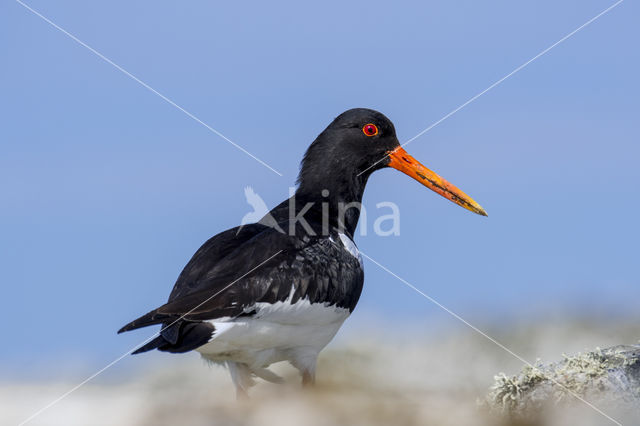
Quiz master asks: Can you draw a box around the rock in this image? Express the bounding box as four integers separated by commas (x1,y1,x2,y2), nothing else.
485,344,640,418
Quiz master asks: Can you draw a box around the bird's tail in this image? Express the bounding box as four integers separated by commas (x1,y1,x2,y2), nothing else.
131,335,167,354
119,316,216,355
118,308,171,334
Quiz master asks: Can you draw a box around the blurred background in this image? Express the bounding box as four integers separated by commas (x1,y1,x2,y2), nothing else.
1,0,639,424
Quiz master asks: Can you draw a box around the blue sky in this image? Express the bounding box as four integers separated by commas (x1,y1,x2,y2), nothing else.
1,0,639,375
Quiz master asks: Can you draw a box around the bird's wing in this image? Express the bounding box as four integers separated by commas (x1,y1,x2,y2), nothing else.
167,223,267,302
118,225,298,333
118,225,363,334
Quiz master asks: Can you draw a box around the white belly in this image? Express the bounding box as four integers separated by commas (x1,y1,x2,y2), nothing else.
195,296,350,369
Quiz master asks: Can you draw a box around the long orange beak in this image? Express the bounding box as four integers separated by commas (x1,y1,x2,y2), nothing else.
388,146,487,216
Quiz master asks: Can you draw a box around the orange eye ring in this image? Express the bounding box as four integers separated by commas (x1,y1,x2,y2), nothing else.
362,123,378,137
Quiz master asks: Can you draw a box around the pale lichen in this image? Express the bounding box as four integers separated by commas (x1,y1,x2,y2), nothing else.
484,345,640,417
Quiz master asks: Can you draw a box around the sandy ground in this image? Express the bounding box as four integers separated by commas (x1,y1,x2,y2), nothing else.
3,317,640,426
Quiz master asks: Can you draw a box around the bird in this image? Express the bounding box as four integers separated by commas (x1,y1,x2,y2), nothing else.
118,108,487,398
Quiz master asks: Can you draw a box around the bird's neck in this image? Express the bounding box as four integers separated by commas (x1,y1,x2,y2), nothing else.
287,173,370,238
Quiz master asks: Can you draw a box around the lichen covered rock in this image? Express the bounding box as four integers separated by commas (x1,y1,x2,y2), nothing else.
486,344,640,418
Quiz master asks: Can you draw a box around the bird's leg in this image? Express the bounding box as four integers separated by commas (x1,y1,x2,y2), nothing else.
291,352,318,388
227,361,254,400
302,369,315,387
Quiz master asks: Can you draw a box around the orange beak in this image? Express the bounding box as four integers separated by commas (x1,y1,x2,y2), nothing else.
388,146,487,216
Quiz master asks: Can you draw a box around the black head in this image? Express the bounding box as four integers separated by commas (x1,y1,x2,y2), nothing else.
297,108,400,196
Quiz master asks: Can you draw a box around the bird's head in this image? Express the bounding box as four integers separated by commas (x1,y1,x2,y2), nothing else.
297,108,487,216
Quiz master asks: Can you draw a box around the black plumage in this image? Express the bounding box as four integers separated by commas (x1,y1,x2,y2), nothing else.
119,221,364,354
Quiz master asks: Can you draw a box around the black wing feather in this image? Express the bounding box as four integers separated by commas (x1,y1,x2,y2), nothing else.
119,220,364,354
168,223,269,301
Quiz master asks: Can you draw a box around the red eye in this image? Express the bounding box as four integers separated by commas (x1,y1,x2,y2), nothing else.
362,123,378,137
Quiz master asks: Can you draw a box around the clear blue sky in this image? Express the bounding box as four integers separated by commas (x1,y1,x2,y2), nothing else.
1,0,639,375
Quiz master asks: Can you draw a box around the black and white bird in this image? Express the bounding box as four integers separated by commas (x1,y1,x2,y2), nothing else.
118,108,486,397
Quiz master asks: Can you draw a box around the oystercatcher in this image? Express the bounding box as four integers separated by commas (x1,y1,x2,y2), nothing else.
118,108,486,397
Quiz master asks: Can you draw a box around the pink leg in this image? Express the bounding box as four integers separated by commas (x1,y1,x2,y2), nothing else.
302,370,315,387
